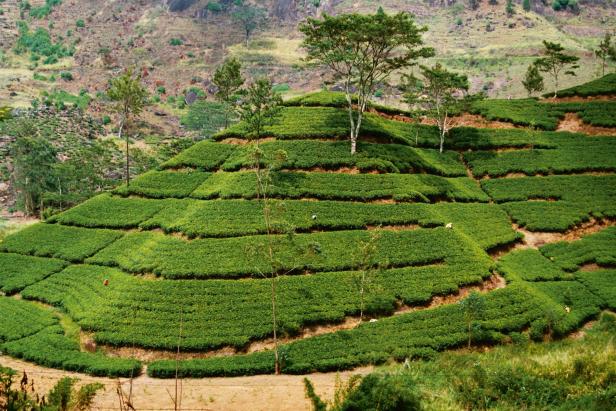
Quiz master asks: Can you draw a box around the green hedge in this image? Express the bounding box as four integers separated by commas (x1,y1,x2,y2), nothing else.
497,249,572,282
48,193,166,228
22,256,491,351
575,269,616,309
2,325,141,377
284,90,411,116
0,297,57,343
190,171,489,203
148,282,590,377
0,223,123,262
540,227,616,271
549,73,616,98
0,252,67,294
161,142,237,170
114,170,210,198
481,175,616,232
219,140,466,176
50,196,516,250
86,227,488,279
465,135,616,177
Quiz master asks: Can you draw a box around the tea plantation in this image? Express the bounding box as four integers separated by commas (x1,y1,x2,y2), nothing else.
0,77,614,379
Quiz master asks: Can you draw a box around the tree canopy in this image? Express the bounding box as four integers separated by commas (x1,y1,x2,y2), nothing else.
299,10,434,154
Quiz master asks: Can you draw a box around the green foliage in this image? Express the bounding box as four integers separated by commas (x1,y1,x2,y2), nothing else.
481,175,616,231
552,73,616,97
521,64,544,97
115,170,210,198
0,297,56,343
75,18,85,28
189,171,488,203
29,0,61,19
43,89,90,109
238,78,282,140
541,226,616,271
0,223,123,262
161,141,237,169
594,34,615,76
180,100,229,137
212,57,244,127
147,282,576,377
0,106,11,122
169,37,183,46
523,0,531,11
14,21,72,64
2,325,141,377
497,249,570,282
466,135,616,177
300,10,434,154
576,269,616,309
232,3,266,45
404,63,469,152
0,252,66,294
534,41,580,97
23,242,491,350
86,226,490,279
340,373,423,411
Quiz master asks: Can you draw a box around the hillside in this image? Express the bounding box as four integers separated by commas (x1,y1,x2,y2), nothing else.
0,73,614,409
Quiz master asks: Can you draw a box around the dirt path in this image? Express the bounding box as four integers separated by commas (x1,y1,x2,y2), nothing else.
556,113,616,136
0,355,372,411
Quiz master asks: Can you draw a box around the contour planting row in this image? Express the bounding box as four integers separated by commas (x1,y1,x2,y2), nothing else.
481,175,616,231
0,296,141,377
147,279,605,378
115,170,489,203
213,106,560,150
471,99,616,130
21,255,492,351
0,252,67,294
49,195,518,249
86,226,489,279
465,135,616,177
551,73,616,98
161,140,467,176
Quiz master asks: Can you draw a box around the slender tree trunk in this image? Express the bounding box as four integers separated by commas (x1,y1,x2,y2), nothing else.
553,72,559,98
125,133,130,187
345,83,357,155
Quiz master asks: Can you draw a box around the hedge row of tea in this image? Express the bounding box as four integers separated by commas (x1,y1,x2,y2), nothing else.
50,196,517,249
0,253,67,294
85,227,488,279
465,136,616,177
470,99,616,130
0,297,141,377
162,140,467,176
116,170,488,203
213,106,561,150
21,258,491,351
147,279,605,377
284,90,411,116
481,175,616,231
550,73,616,98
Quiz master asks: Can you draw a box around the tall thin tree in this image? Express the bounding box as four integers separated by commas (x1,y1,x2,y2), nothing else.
212,57,245,128
107,68,148,187
534,41,579,98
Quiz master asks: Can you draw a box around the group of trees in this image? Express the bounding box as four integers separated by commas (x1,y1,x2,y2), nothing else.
523,33,615,97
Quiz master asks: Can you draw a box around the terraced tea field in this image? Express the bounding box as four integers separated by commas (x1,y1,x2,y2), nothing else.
0,75,615,383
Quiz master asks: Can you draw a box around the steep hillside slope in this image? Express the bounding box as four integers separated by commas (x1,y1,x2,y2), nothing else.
0,78,614,379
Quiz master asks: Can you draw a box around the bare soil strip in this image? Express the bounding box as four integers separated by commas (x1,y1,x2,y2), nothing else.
0,355,371,411
514,219,616,249
556,113,616,136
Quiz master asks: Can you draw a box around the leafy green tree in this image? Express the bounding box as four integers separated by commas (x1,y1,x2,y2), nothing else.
353,230,382,323
107,67,148,186
212,57,245,127
238,78,282,142
522,64,544,97
459,291,486,349
404,63,469,153
523,0,531,11
300,10,434,155
534,41,580,97
595,32,615,77
232,4,266,46
9,136,57,216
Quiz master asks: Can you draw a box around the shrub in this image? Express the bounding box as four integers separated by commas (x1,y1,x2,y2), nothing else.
169,38,183,46
75,19,85,28
60,71,73,81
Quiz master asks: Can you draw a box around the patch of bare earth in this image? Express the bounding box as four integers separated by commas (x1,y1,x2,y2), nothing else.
280,167,380,175
579,263,602,272
366,224,419,231
421,113,518,130
514,219,616,249
0,355,372,411
556,113,616,136
568,319,597,340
